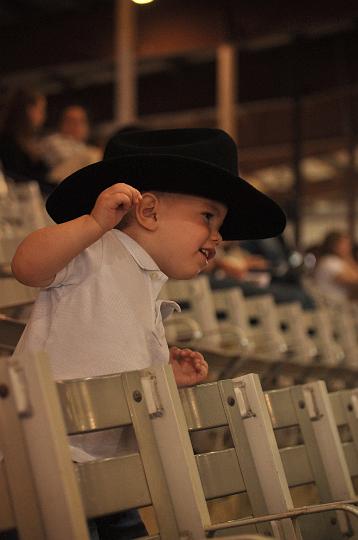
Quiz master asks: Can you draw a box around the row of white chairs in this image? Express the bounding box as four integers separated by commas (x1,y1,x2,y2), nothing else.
0,351,357,539
1,272,358,390
160,275,358,390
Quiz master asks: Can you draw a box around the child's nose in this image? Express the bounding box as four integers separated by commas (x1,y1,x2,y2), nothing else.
211,229,222,244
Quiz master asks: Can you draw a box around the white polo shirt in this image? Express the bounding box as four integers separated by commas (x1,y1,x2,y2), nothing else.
16,229,179,377
15,230,179,459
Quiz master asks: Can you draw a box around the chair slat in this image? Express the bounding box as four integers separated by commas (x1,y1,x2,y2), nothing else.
280,445,314,487
179,382,227,430
76,454,151,518
264,388,297,429
195,448,245,499
57,374,131,433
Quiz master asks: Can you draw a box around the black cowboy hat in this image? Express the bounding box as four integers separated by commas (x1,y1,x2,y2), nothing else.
46,128,286,240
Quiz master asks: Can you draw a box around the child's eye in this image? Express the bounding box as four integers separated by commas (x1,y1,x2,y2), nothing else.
202,212,214,222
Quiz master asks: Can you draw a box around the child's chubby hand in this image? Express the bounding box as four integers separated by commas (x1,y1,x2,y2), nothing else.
169,346,209,387
90,183,142,233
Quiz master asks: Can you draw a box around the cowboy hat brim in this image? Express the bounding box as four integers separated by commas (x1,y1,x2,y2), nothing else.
46,154,286,241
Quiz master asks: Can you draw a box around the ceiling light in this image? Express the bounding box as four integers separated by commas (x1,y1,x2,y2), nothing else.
131,0,155,4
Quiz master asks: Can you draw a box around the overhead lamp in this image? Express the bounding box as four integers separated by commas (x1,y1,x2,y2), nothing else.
131,0,155,4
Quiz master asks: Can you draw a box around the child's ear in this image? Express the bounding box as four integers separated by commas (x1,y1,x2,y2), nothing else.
135,192,160,231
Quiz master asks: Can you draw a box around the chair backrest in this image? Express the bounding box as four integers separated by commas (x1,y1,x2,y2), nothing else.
242,294,288,360
0,356,47,540
276,302,317,365
212,287,277,382
326,301,358,367
264,380,358,539
178,372,302,539
329,388,358,492
57,367,181,538
0,353,89,540
212,290,298,387
162,275,222,349
302,308,344,368
212,287,258,357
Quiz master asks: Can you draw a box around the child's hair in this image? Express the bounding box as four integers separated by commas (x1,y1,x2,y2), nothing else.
320,230,349,256
0,88,45,138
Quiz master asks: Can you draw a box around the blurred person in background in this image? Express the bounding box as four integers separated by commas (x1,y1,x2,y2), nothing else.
0,88,51,194
41,104,101,184
206,236,315,310
314,230,358,302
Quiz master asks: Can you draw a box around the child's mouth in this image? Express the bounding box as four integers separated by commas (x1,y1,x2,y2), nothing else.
199,248,213,263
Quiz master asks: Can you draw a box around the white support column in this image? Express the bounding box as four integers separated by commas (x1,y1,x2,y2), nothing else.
114,0,138,126
216,42,238,142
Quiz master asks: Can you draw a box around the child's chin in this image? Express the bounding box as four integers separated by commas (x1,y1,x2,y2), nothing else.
169,269,199,280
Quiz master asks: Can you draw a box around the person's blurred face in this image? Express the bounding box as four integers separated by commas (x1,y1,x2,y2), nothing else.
335,234,351,258
60,106,90,142
27,95,47,129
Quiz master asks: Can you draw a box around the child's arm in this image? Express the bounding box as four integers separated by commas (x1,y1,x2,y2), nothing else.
169,346,208,387
11,183,142,288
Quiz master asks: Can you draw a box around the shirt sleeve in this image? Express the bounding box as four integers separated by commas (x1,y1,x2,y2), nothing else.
44,237,104,289
45,258,77,288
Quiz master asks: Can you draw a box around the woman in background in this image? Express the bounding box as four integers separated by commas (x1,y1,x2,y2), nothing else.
314,230,358,302
0,88,50,194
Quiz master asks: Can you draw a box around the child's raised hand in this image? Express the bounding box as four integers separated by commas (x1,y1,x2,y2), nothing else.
169,346,208,387
90,183,142,233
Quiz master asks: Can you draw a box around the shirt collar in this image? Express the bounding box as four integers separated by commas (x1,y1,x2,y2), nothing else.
111,229,166,273
111,230,180,310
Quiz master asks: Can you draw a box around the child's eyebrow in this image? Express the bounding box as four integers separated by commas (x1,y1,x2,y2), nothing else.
205,201,226,215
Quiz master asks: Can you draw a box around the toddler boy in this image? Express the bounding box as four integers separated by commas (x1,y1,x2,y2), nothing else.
11,128,286,538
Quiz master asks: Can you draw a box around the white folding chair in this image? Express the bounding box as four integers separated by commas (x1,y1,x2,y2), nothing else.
329,388,358,493
264,379,358,539
243,294,288,361
276,302,317,366
326,300,358,368
0,353,89,539
302,307,344,369
178,372,302,539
